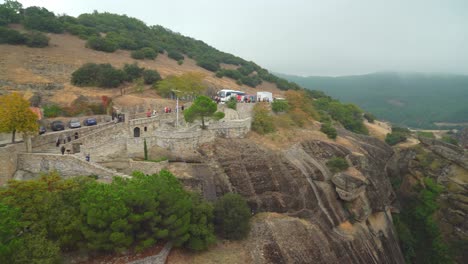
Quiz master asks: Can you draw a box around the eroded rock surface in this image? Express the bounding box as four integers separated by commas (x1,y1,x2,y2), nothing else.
197,132,404,264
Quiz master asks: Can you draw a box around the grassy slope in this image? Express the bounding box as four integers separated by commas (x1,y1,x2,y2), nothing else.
279,72,468,129
0,26,283,107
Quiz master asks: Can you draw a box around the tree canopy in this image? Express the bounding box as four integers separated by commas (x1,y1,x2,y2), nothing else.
155,72,206,98
184,96,224,129
0,93,38,142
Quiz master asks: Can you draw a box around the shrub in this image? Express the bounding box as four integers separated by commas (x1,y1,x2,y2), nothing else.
123,63,144,82
131,47,157,60
196,58,220,72
142,69,161,85
321,122,337,139
43,104,63,118
214,193,251,240
167,50,184,61
385,132,407,146
441,135,458,145
86,36,118,52
0,27,26,45
29,93,42,107
22,6,64,33
25,31,49,48
326,157,349,173
417,131,435,139
226,97,237,110
177,59,183,65
363,112,375,123
71,63,126,88
272,100,290,113
252,103,275,134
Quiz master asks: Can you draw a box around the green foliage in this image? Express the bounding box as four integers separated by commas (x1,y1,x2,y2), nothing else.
226,97,237,110
71,63,126,88
314,97,368,134
25,31,49,47
184,96,218,129
283,72,468,129
144,139,148,161
168,50,184,61
252,103,276,134
441,135,458,146
394,177,453,264
86,36,118,52
213,111,225,120
196,57,219,72
43,104,63,118
132,47,157,60
326,157,349,173
22,6,64,33
214,193,251,240
0,1,22,26
0,27,26,44
271,100,290,113
363,112,375,123
385,132,407,146
185,194,216,251
155,72,206,98
143,69,161,85
417,131,435,139
0,170,216,261
123,63,144,82
320,122,337,139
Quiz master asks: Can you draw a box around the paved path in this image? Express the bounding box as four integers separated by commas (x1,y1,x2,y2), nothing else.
128,242,172,264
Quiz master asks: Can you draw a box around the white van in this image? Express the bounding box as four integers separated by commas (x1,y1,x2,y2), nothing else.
257,91,273,102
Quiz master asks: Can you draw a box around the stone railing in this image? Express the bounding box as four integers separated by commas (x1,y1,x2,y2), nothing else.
17,153,129,181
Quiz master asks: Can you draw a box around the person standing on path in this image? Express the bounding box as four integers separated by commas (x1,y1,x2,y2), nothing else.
60,146,65,155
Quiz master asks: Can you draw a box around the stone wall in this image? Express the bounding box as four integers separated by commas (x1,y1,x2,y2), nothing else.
16,153,128,181
127,160,168,175
32,121,114,149
0,143,24,185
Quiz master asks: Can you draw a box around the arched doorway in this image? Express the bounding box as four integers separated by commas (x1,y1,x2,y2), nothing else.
133,127,140,137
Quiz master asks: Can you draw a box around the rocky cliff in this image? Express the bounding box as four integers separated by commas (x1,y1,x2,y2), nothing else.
389,137,468,263
191,129,405,263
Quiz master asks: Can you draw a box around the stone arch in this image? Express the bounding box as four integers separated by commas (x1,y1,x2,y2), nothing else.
74,132,79,140
144,126,147,132
133,127,141,137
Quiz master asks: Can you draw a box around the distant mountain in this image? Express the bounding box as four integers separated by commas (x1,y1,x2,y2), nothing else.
278,72,468,129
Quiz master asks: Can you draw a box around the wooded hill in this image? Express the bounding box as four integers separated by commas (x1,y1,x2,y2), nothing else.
280,72,468,129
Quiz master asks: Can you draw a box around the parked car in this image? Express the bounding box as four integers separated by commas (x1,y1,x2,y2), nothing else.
39,126,46,135
51,121,65,131
68,118,81,129
83,117,97,126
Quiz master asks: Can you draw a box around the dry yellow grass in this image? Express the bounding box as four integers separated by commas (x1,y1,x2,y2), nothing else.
0,26,283,108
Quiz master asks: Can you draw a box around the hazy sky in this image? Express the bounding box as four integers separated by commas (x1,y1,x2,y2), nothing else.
11,0,468,76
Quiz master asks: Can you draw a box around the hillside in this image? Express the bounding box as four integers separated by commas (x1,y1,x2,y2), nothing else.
279,72,468,129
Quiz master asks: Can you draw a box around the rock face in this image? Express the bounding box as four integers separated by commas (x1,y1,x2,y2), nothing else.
390,141,468,262
198,131,404,264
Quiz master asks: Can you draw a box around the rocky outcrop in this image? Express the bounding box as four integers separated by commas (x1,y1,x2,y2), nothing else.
198,133,404,264
419,136,468,169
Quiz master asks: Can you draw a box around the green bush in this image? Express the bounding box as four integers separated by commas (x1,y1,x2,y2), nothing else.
86,36,118,52
142,69,161,85
272,100,290,113
43,104,63,118
252,103,276,134
0,1,22,26
168,50,184,61
196,57,220,72
131,47,157,60
385,132,407,146
22,6,64,33
25,31,49,48
417,131,435,139
0,27,26,44
123,63,144,81
214,193,251,240
226,97,237,110
363,112,375,123
441,135,458,145
71,63,126,88
326,157,349,173
320,122,337,139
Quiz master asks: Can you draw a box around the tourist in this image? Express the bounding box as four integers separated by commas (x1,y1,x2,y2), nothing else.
67,135,71,142
85,154,90,162
152,109,157,116
60,146,65,155
181,104,185,111
74,133,79,140
146,109,151,118
56,137,60,147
